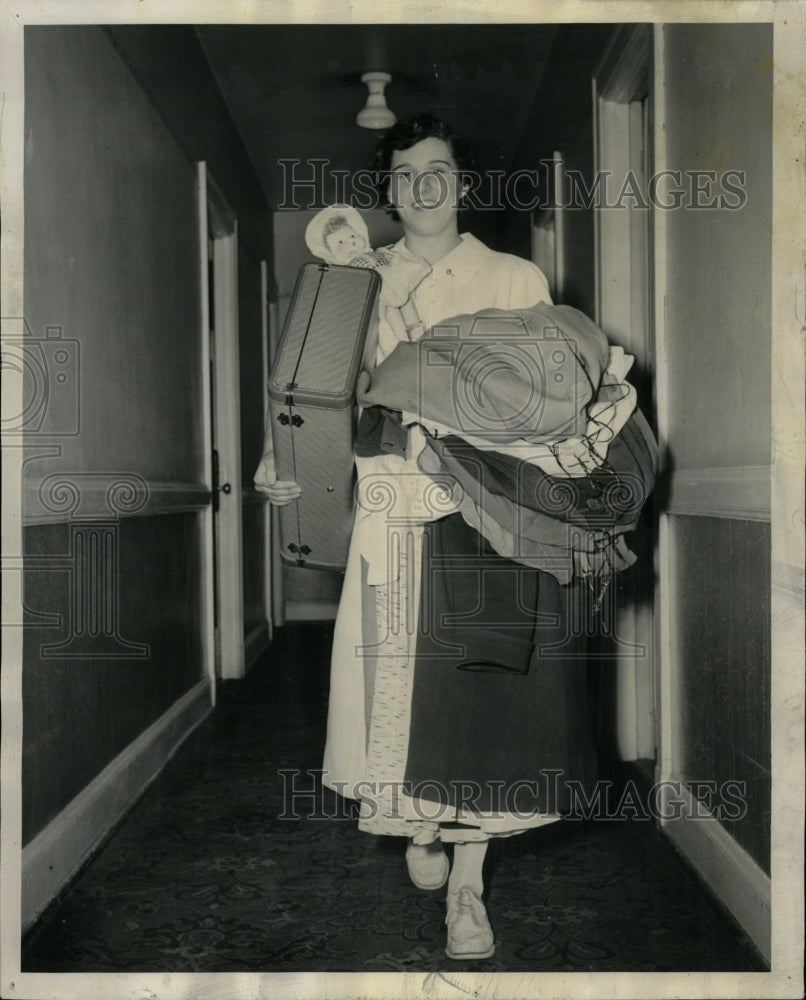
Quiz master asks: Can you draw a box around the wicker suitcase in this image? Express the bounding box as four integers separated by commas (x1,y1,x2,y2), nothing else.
268,262,380,570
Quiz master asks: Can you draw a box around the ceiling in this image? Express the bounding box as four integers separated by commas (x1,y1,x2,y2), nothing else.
195,23,586,210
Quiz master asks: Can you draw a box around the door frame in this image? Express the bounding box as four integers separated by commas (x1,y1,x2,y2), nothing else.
266,294,286,627
197,162,245,682
530,150,565,303
260,261,280,637
592,23,656,764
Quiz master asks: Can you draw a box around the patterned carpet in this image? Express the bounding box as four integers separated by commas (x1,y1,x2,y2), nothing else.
22,624,765,973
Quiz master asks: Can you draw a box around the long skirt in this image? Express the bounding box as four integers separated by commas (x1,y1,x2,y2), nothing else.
322,512,598,843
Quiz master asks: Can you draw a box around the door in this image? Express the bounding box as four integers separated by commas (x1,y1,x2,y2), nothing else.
197,162,245,682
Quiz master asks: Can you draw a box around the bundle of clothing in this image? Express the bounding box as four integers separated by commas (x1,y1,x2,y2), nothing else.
356,300,658,586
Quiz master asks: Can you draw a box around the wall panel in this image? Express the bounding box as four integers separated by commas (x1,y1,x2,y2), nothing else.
22,26,209,846
22,513,205,843
674,516,771,873
24,27,203,484
663,24,772,471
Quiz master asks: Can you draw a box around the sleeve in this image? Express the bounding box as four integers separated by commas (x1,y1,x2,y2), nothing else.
504,257,553,310
254,423,278,486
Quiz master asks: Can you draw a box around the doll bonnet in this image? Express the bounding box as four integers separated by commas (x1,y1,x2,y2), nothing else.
305,204,370,261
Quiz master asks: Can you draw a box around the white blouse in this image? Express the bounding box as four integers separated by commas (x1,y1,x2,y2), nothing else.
376,232,551,362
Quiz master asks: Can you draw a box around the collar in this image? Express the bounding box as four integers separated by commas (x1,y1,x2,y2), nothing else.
389,232,486,278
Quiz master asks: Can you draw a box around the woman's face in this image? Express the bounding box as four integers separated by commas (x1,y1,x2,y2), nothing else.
388,136,464,238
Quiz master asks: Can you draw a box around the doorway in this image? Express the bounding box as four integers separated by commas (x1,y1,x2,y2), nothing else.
197,163,245,683
593,23,657,767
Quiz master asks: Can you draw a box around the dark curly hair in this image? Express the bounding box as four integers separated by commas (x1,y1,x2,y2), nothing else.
367,113,479,222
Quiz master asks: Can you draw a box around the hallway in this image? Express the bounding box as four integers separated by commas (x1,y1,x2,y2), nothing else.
22,625,764,974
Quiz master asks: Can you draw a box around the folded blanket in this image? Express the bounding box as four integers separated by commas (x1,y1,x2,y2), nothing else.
355,300,658,582
417,437,637,583
358,301,610,445
415,411,657,582
408,345,638,479
431,411,657,531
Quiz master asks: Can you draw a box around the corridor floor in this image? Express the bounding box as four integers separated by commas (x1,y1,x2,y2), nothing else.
22,624,765,973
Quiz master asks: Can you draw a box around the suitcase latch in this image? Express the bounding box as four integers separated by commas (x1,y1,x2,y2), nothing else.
277,412,304,427
288,542,311,566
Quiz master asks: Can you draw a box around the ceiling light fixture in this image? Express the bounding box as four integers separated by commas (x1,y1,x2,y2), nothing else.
356,71,396,130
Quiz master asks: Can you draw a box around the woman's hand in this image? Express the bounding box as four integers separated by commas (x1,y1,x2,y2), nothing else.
254,454,302,506
259,480,302,506
356,369,373,405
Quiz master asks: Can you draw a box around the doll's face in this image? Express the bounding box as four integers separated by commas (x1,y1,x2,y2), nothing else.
324,223,369,263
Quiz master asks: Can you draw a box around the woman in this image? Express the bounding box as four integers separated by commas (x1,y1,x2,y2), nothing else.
256,114,599,961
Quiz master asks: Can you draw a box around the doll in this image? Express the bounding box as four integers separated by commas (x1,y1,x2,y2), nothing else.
305,205,428,341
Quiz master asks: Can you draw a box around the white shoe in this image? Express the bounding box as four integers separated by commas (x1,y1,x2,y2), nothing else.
405,842,449,890
445,886,495,960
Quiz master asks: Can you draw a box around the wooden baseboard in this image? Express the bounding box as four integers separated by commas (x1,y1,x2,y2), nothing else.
244,620,270,670
660,783,771,964
21,679,212,932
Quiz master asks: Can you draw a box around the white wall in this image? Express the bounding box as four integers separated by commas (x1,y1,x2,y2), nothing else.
656,22,773,962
